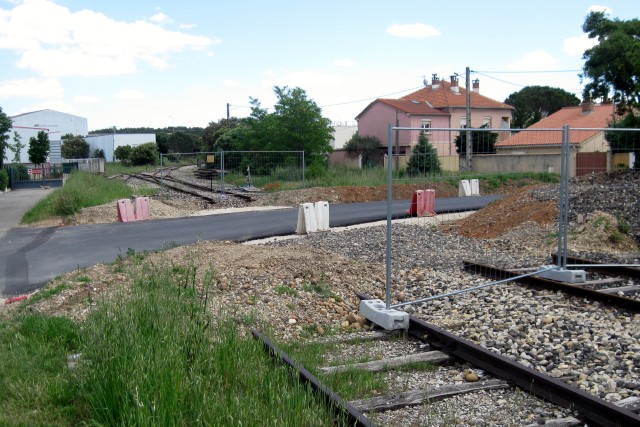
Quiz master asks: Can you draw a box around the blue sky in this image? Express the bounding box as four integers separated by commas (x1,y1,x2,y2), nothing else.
0,0,637,131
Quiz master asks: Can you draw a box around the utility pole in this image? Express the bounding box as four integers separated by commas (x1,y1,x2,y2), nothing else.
465,66,472,172
395,109,400,170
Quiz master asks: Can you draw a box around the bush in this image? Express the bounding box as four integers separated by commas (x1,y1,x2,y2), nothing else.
114,145,132,164
53,193,80,216
129,143,158,166
306,156,328,179
0,169,8,191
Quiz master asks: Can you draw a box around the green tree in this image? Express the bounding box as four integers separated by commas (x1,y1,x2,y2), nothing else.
581,11,640,112
114,145,132,164
61,134,90,159
454,125,498,155
407,131,441,175
605,112,640,169
129,142,158,166
244,87,334,163
10,131,24,163
92,148,105,159
0,107,12,168
344,132,383,167
505,86,581,129
203,117,241,152
28,130,50,165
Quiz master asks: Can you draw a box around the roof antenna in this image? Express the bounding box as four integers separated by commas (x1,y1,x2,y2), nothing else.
423,75,428,87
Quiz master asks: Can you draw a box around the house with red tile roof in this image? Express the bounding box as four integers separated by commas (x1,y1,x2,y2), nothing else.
495,101,619,176
355,74,514,167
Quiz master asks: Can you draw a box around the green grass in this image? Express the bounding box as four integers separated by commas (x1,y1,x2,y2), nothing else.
21,171,156,223
23,282,70,307
0,261,347,426
0,314,81,426
104,162,157,176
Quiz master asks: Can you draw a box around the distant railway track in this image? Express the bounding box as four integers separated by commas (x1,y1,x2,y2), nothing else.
123,167,257,204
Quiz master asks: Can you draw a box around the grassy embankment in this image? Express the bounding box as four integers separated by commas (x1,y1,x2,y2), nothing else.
0,256,357,425
21,171,156,224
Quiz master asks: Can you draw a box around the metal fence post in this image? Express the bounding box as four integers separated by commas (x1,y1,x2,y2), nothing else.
556,125,571,270
386,123,393,310
160,153,164,191
220,150,225,197
302,151,305,188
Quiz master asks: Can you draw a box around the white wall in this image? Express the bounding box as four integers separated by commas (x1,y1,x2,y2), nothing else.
332,125,357,149
84,134,156,162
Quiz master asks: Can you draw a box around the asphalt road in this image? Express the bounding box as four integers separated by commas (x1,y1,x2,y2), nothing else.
0,195,500,296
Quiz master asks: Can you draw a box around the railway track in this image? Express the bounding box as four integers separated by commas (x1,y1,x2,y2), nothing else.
124,167,257,204
464,259,640,312
253,294,640,426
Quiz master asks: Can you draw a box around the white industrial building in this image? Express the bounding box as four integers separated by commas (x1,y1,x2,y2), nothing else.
331,122,357,149
8,109,88,163
4,109,156,163
84,133,156,162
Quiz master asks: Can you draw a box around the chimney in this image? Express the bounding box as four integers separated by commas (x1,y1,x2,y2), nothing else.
450,75,459,93
431,73,439,85
581,97,594,114
472,79,480,93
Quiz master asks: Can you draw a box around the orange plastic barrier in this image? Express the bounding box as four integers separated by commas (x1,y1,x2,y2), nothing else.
134,197,150,221
117,199,136,222
406,189,435,217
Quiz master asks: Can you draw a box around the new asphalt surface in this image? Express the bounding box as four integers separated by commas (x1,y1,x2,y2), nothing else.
0,193,501,296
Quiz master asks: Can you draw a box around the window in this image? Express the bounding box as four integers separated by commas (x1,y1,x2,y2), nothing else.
459,117,467,128
420,119,432,134
501,117,510,129
482,116,492,128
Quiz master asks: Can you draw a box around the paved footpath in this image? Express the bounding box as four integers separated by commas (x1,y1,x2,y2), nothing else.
0,188,54,238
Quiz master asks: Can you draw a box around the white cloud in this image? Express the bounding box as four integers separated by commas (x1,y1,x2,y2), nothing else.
508,51,558,71
74,95,99,103
179,23,197,30
114,89,146,100
385,23,440,38
224,79,239,87
0,77,63,98
149,12,171,25
587,5,613,14
0,0,219,78
332,58,356,67
563,33,598,56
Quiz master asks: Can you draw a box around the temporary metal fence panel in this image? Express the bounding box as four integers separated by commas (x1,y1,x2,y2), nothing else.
159,150,305,196
379,124,639,313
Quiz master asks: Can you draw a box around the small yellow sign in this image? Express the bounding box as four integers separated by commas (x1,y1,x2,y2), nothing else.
206,155,215,163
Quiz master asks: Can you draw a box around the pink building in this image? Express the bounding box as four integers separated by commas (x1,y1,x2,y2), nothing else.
356,74,514,157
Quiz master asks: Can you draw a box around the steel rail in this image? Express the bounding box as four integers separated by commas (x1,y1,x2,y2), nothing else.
251,329,374,427
356,292,640,427
551,254,640,278
464,261,640,312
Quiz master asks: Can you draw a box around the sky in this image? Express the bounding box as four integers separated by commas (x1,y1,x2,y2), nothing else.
0,0,637,132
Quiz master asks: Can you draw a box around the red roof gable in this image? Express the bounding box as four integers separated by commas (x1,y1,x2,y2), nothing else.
400,80,514,110
497,104,615,147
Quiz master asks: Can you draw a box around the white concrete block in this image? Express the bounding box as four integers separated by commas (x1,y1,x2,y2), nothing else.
537,267,586,283
296,203,318,234
359,299,409,331
314,201,330,231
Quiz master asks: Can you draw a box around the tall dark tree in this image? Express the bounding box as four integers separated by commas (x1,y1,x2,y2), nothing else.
505,86,580,129
203,117,241,152
454,125,498,155
61,134,90,159
344,132,383,167
407,131,441,175
581,11,640,113
0,107,12,168
28,131,50,165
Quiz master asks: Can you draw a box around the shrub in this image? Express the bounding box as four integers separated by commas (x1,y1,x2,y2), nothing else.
0,169,8,191
54,193,80,216
129,143,158,166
